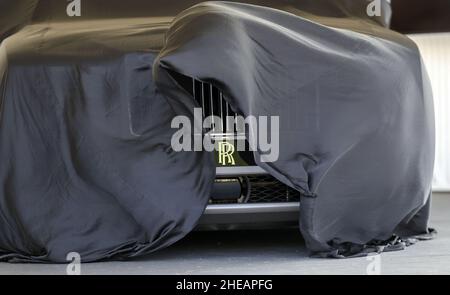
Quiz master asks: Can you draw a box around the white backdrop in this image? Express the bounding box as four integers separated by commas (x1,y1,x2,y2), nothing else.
409,33,450,191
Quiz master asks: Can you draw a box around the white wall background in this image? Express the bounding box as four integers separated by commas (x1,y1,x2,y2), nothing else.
409,33,450,191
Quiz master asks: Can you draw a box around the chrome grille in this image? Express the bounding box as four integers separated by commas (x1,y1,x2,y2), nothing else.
168,72,300,205
192,79,239,134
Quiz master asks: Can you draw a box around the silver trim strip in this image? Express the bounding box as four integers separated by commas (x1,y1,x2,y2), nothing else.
216,166,267,176
209,133,246,140
204,202,300,215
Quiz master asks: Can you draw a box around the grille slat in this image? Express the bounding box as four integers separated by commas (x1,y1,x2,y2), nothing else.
220,92,224,131
201,81,206,118
209,84,214,130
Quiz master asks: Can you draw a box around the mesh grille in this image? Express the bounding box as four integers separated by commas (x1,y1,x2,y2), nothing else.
210,175,301,204
246,175,301,203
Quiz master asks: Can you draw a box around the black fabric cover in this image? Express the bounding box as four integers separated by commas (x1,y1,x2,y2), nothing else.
0,0,435,262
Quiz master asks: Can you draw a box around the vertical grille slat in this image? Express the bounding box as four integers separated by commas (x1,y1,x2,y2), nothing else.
209,84,214,131
220,92,224,131
201,82,206,118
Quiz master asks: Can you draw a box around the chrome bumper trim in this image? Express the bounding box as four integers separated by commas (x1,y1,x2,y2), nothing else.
216,166,267,176
204,202,300,215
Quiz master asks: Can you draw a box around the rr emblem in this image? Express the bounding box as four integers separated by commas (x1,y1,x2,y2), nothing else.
218,142,236,166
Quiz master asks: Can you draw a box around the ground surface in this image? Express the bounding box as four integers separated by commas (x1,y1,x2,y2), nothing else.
1,193,449,275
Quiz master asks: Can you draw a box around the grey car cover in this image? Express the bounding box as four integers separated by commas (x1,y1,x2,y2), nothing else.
0,0,435,262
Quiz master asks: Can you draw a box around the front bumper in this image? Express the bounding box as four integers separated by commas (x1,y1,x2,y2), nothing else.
197,166,300,230
197,202,300,230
